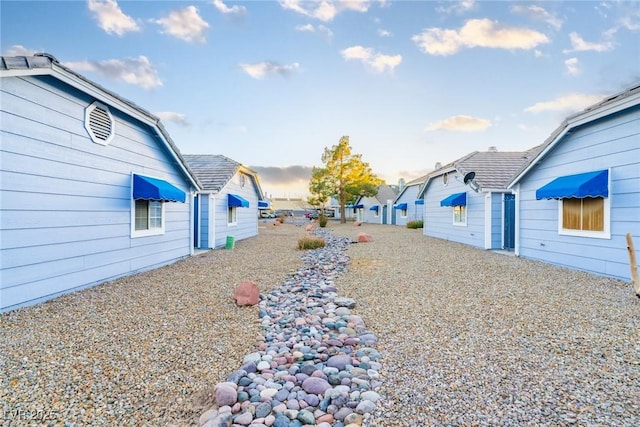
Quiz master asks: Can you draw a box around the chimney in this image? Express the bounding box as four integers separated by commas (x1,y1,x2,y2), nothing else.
398,178,406,191
488,146,497,152
434,162,442,170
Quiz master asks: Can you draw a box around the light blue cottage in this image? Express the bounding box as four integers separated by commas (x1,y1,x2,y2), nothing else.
353,185,398,224
183,155,265,249
419,149,533,250
0,54,200,312
509,83,640,281
393,175,428,226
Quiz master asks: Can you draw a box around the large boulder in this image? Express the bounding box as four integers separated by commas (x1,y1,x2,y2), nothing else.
232,281,260,306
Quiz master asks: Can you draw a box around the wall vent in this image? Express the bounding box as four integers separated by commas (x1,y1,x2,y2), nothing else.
84,101,114,145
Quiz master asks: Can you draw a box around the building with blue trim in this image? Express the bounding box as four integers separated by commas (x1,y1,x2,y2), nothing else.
183,154,265,249
1,54,200,312
509,83,640,280
392,175,428,226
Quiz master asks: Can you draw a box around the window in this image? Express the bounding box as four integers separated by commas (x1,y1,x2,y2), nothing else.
133,200,164,236
228,206,237,225
400,208,408,218
559,196,609,238
453,205,467,226
443,173,448,185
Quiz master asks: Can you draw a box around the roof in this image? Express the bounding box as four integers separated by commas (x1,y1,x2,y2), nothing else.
183,154,262,195
455,150,534,190
375,185,399,203
394,174,429,201
1,54,201,190
509,82,640,187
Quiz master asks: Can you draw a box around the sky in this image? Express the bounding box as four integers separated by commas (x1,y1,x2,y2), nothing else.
2,0,639,198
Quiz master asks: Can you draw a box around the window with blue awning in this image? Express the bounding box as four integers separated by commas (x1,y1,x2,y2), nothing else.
394,203,408,210
258,200,269,209
228,194,250,207
133,174,186,202
536,170,608,200
369,205,379,211
440,192,466,207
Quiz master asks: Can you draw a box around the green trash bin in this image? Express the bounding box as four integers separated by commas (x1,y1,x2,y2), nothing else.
225,236,235,249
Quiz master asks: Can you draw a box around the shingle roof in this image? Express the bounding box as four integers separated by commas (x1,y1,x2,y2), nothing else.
455,150,533,190
182,154,242,192
375,185,398,203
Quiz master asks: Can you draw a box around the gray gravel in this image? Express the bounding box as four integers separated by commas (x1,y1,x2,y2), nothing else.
1,220,639,426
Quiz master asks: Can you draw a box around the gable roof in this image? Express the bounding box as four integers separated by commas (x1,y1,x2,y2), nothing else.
375,185,399,204
509,82,640,187
394,174,429,202
183,154,263,196
1,54,201,189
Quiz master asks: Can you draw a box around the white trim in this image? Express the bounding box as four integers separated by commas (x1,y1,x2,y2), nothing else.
209,194,215,248
84,101,114,145
227,206,238,226
514,184,521,256
484,192,492,249
131,199,165,238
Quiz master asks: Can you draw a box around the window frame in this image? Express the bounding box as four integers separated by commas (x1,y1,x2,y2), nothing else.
453,205,467,226
557,196,610,239
400,208,408,218
132,199,165,238
228,206,238,225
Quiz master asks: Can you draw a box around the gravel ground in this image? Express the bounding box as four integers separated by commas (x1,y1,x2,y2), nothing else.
1,220,639,426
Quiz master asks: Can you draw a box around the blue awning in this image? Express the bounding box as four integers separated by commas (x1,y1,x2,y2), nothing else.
440,192,466,207
228,194,250,208
414,199,424,205
258,200,269,209
536,170,609,200
354,204,364,209
394,203,408,210
369,205,379,211
133,174,186,202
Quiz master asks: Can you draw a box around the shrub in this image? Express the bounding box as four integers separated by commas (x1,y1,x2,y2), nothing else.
298,236,326,250
277,213,287,223
318,214,328,228
406,220,424,229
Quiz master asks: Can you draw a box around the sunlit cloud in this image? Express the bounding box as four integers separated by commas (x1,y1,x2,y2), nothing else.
152,6,209,43
412,18,549,56
239,61,301,79
341,45,402,73
425,115,492,132
280,0,371,22
155,111,189,126
87,0,140,36
64,55,162,89
511,4,562,30
212,0,247,16
251,165,312,188
378,29,392,37
563,32,615,53
524,93,603,113
565,57,580,76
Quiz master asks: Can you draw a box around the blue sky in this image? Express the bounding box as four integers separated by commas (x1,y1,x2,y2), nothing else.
2,0,639,198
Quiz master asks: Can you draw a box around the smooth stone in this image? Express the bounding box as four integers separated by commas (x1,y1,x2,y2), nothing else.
255,402,272,418
297,409,315,425
326,354,351,370
360,390,381,402
233,411,254,425
355,399,376,414
302,377,331,395
215,384,238,407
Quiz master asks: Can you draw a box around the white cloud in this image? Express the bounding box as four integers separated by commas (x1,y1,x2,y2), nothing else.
341,45,402,73
425,115,491,132
3,45,37,56
295,23,333,39
153,6,209,43
64,56,162,89
279,0,371,22
436,0,475,15
155,111,189,126
511,4,562,30
87,0,140,36
378,29,392,37
563,32,615,53
212,0,247,16
412,18,549,56
524,93,603,113
565,57,580,76
239,61,300,79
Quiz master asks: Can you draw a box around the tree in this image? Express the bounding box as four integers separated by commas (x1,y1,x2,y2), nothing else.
309,136,383,223
307,166,334,209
